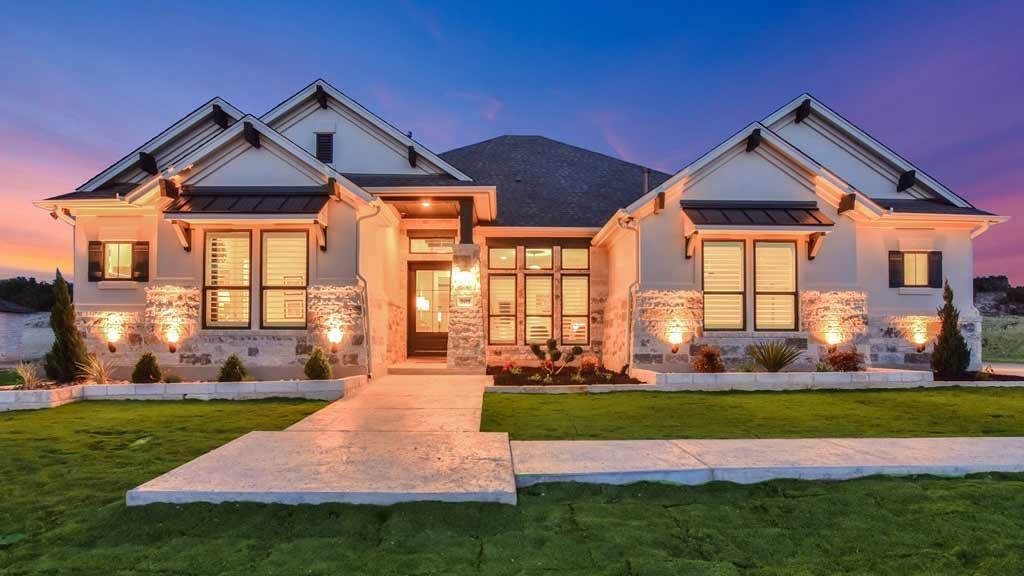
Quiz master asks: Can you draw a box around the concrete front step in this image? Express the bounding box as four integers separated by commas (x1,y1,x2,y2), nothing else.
387,365,486,376
127,431,516,506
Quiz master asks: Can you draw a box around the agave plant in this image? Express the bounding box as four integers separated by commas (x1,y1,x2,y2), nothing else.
747,341,803,372
77,354,114,384
14,362,44,390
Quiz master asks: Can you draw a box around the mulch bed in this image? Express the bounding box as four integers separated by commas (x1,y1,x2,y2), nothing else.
487,366,644,386
935,371,1024,382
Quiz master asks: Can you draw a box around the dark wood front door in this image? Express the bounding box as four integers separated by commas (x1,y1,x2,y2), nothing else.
407,262,451,356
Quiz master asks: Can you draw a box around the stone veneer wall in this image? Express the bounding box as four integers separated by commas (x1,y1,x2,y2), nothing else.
447,244,485,370
77,283,367,380
868,313,982,371
484,245,607,367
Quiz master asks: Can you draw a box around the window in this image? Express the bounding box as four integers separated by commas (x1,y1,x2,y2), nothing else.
315,133,334,164
524,247,552,270
488,247,516,269
104,242,133,279
410,237,454,254
204,232,251,328
524,275,553,343
703,241,745,330
488,275,516,344
262,231,308,328
754,241,797,331
561,275,589,344
561,247,589,270
903,252,929,287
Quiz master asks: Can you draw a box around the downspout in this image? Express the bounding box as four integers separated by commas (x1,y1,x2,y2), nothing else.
617,215,640,373
355,201,383,378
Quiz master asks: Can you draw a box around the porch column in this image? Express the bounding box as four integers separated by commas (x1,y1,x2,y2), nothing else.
446,242,486,372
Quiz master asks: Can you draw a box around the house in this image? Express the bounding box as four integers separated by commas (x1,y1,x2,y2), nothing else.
34,80,1006,379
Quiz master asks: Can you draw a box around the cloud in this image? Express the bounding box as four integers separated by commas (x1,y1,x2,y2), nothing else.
451,92,504,121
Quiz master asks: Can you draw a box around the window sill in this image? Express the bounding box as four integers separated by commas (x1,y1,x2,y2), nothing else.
98,281,139,290
899,287,938,295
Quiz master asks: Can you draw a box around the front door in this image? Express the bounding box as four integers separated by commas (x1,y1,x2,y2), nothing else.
407,262,451,356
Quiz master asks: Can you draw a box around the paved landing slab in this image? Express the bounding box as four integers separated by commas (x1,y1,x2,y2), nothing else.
511,437,1024,487
128,431,516,506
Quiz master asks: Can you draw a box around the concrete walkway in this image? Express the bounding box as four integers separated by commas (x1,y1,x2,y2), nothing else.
128,374,517,506
511,437,1024,486
989,362,1024,377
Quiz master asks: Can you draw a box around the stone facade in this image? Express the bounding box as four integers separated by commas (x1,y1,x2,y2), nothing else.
867,313,983,370
78,283,367,380
447,244,486,370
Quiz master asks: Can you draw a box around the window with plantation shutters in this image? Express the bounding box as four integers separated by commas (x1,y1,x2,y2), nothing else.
524,275,552,343
262,231,308,328
561,275,589,344
755,241,797,330
488,275,516,344
205,232,250,328
315,133,334,164
703,241,745,330
903,252,929,287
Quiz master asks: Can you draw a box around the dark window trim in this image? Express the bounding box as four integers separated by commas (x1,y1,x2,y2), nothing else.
901,251,931,288
99,241,136,281
487,273,517,345
524,246,554,270
408,234,455,255
560,273,590,346
560,247,590,270
524,273,554,344
753,240,798,332
701,239,747,332
202,229,253,330
259,229,310,330
487,246,518,270
486,237,592,249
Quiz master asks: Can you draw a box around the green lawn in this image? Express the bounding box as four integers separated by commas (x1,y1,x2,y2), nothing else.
3,401,1024,573
984,315,1024,362
0,370,19,387
481,387,1024,440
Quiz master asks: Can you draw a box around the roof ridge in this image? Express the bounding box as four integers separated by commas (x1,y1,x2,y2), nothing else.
443,134,672,176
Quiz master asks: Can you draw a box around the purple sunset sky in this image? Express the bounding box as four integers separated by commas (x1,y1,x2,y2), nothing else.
0,0,1020,282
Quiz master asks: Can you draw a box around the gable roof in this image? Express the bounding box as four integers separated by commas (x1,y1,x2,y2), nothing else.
762,93,973,208
261,79,472,182
440,135,670,227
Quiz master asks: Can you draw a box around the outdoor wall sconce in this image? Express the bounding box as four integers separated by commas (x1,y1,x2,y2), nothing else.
104,325,122,353
667,330,684,355
327,327,344,353
166,328,181,353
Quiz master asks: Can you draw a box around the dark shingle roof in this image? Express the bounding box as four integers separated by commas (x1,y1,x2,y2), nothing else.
342,173,477,188
46,182,138,201
165,186,329,214
440,135,671,227
872,198,994,216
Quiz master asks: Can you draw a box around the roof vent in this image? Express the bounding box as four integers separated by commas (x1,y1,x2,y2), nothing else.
641,168,650,195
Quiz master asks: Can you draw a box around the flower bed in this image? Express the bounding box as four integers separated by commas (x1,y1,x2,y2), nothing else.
487,366,644,386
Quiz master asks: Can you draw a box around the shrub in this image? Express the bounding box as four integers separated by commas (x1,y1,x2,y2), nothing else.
974,275,1011,293
747,341,802,372
44,270,88,383
131,353,162,384
815,361,834,373
15,362,43,390
530,339,583,377
824,347,864,372
217,354,249,382
304,347,333,380
163,373,183,384
932,281,972,378
77,354,113,384
1006,286,1024,305
691,346,725,373
738,360,756,373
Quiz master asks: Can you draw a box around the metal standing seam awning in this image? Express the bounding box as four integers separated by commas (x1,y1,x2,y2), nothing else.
679,200,834,259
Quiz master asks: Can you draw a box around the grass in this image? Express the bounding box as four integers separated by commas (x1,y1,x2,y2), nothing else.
3,401,1024,573
481,387,1024,440
0,370,18,387
984,315,1024,363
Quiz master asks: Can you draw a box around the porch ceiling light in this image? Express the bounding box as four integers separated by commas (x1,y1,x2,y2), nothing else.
420,200,431,208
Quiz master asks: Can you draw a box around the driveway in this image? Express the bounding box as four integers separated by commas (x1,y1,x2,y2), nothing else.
288,374,488,432
989,362,1024,377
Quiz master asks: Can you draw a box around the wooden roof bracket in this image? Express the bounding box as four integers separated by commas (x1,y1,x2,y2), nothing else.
807,232,825,260
685,231,698,259
315,85,328,109
159,178,180,199
170,220,192,252
654,191,665,214
316,222,328,251
745,128,762,152
407,145,419,168
794,98,812,123
211,104,230,129
138,151,159,175
243,121,261,148
837,193,856,214
897,170,917,192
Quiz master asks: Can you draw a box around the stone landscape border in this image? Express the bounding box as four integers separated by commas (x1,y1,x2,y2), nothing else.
0,375,367,412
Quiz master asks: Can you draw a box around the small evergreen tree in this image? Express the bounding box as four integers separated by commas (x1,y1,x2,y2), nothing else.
43,270,88,383
931,280,972,378
304,347,333,380
131,353,163,384
218,354,249,382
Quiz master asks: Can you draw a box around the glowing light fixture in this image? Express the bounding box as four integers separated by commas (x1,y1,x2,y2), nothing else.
420,200,431,208
166,327,181,353
327,327,344,353
667,330,685,354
